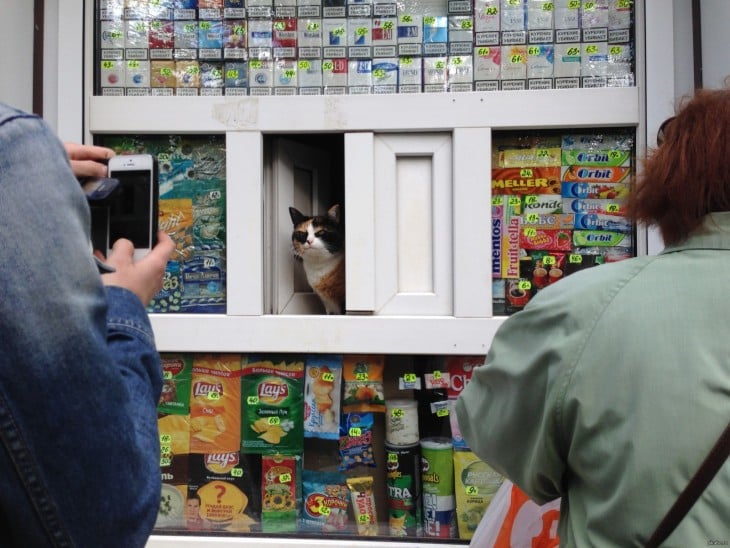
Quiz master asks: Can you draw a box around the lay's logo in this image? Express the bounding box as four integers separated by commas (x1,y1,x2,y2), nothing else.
258,380,289,404
193,381,223,398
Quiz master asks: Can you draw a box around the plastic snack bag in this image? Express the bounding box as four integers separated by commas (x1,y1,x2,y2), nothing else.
469,479,560,548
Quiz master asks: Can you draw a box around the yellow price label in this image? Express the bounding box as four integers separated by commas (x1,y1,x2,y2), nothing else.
433,370,442,379
231,468,243,477
321,371,335,382
201,21,212,30
524,194,538,205
543,255,556,265
543,1,553,10
403,373,417,383
160,434,172,444
485,6,498,15
279,473,292,483
355,372,369,381
508,196,521,206
391,408,405,418
401,56,412,65
388,453,399,463
569,254,583,264
465,485,479,495
207,391,220,401
606,203,620,213
163,371,173,380
320,506,331,516
424,16,436,25
226,69,239,78
520,168,534,177
518,280,532,291
436,408,449,418
510,54,524,64
523,227,537,238
358,515,370,524
322,61,334,71
401,14,413,22
160,456,172,467
268,417,281,426
585,44,599,54
610,46,623,55
160,445,171,455
102,61,116,69
477,47,491,56
525,213,539,223
247,396,259,405
349,427,362,437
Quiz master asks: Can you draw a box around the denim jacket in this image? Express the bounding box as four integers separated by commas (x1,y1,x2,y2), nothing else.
0,104,162,547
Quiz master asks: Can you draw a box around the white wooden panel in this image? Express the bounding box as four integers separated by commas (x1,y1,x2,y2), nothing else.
453,127,492,317
225,132,263,315
345,132,376,313
374,134,452,316
89,87,640,134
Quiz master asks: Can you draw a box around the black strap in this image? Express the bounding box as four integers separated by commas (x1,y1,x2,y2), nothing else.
645,421,730,548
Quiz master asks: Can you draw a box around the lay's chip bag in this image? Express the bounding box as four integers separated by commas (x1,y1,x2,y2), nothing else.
241,356,304,455
189,354,242,454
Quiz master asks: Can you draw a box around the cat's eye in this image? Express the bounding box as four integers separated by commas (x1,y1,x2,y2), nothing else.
315,230,325,237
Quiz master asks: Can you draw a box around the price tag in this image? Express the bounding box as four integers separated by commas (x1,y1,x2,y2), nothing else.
525,213,539,223
485,6,498,15
160,445,171,455
268,416,281,426
478,47,491,56
542,2,553,11
387,452,398,463
518,280,531,291
465,485,479,495
207,391,220,401
520,168,534,178
247,396,259,405
160,434,172,444
160,456,172,467
436,408,449,418
201,21,212,30
358,514,371,524
355,372,369,381
321,371,335,382
606,203,620,213
424,16,436,25
298,60,311,70
102,61,116,70
279,473,292,483
231,468,243,477
163,371,173,380
391,408,405,418
403,373,417,383
508,196,521,206
524,195,538,205
523,227,537,238
320,506,331,516
349,427,362,437
543,255,556,265
569,254,583,264
433,370,442,380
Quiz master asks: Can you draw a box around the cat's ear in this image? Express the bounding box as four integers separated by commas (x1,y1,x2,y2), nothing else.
289,206,306,226
327,204,341,224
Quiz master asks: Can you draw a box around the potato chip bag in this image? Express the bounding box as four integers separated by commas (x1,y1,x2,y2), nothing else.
187,452,261,532
158,353,193,415
301,469,350,533
241,356,304,455
189,354,242,454
342,355,386,413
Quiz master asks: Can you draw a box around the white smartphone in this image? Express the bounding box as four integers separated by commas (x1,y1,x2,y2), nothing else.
106,154,159,260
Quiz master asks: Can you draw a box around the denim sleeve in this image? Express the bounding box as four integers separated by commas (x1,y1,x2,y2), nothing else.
0,105,161,548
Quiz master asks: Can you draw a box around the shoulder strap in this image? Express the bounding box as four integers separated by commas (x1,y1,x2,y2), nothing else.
645,421,730,548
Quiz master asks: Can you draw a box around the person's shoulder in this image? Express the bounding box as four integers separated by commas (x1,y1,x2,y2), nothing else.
0,102,36,125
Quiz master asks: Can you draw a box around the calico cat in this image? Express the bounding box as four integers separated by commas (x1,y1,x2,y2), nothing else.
289,204,345,315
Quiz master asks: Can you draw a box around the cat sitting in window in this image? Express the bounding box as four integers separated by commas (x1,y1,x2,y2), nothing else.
289,204,345,315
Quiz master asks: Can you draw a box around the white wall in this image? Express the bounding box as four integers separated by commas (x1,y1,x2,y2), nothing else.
699,0,730,89
0,1,34,112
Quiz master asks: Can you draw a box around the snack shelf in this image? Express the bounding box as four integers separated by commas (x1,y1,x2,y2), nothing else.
88,86,640,134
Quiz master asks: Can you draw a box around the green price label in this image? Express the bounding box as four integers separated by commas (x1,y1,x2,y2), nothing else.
525,213,539,223
358,514,370,524
524,194,538,205
569,254,583,264
322,61,334,71
543,255,556,265
160,445,171,455
160,67,173,77
523,227,537,238
127,60,140,69
284,69,296,78
320,506,331,516
187,65,200,75
452,57,463,65
307,22,320,31
401,56,412,65
383,21,394,30
465,485,479,495
424,16,436,25
163,371,173,380
606,203,620,213
247,396,259,405
150,20,162,30
485,6,498,15
508,196,521,206
435,60,446,69
355,372,369,381
321,371,334,382
610,46,623,55
160,434,172,444
478,47,491,56
528,46,541,56
201,21,212,30
160,457,172,467
373,68,386,79
461,20,473,30
349,427,362,437
268,416,281,426
391,408,405,418
492,196,502,206
585,44,599,54
518,280,532,291
510,54,524,64
436,408,449,418
227,69,239,78
618,0,631,7
231,468,243,477
332,27,345,36
387,453,398,463
433,370,442,379
279,473,292,483
102,61,116,70
609,150,622,159
234,25,245,35
543,2,553,11
251,60,263,69
568,0,580,8
356,26,367,36
583,1,595,11
274,21,286,30
401,14,413,23
184,23,196,33
520,168,534,177
207,391,220,401
403,372,417,383
537,149,550,158
567,46,580,56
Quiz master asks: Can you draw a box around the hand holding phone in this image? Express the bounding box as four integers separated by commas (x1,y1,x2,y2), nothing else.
105,154,159,260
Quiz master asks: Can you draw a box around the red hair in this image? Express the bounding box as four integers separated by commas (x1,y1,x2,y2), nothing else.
628,87,730,245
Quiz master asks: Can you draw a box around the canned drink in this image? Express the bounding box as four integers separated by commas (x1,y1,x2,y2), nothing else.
420,437,456,538
385,442,422,537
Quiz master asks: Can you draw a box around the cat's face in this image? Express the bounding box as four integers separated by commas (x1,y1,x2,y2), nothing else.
289,204,344,260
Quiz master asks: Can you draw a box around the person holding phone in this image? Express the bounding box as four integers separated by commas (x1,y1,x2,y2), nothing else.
0,102,174,547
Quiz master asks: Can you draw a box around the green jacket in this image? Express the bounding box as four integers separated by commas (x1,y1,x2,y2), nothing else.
457,212,730,547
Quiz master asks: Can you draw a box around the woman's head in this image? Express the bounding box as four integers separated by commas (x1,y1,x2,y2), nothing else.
628,87,730,245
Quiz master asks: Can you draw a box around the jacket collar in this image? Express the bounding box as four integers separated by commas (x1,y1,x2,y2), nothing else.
660,212,730,254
